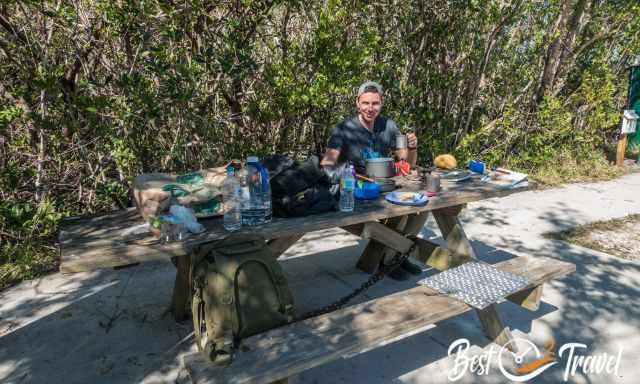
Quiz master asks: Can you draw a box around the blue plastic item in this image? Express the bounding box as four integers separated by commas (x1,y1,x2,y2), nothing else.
468,159,485,174
354,181,380,200
385,191,428,206
247,157,269,192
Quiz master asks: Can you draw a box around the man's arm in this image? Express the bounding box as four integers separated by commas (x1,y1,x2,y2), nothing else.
407,131,418,167
394,132,418,168
406,147,418,168
322,123,343,167
321,148,340,167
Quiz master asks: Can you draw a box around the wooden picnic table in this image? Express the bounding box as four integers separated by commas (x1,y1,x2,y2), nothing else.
58,173,575,384
59,174,526,273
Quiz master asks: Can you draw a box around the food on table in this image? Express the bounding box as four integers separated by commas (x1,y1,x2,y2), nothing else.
434,154,457,169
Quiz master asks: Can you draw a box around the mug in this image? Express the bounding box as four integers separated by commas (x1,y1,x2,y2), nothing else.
395,134,408,149
426,174,441,193
395,135,408,160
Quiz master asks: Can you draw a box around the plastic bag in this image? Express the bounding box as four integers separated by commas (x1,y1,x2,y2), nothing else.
169,205,205,234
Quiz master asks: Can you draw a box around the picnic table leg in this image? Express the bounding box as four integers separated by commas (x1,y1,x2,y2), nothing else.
477,304,517,350
356,216,406,273
403,211,430,237
355,212,430,273
171,254,192,321
432,205,518,352
507,285,543,311
377,211,431,265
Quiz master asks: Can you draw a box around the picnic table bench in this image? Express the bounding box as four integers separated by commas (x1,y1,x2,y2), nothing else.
58,175,575,384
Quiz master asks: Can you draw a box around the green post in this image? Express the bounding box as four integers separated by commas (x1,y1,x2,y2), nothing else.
627,58,640,155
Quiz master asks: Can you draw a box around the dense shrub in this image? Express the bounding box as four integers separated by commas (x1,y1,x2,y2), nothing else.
1,0,639,288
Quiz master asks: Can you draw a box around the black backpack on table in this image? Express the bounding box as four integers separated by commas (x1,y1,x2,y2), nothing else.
263,155,339,218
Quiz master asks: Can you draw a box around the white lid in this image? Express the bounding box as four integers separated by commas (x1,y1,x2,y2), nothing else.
246,156,259,163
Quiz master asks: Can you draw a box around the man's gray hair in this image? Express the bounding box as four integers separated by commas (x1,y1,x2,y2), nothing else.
357,81,384,97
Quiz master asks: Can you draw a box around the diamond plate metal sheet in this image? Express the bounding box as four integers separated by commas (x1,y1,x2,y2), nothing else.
418,261,529,309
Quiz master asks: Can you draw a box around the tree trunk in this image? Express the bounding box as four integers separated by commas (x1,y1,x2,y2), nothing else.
552,0,589,96
535,0,583,106
457,2,522,146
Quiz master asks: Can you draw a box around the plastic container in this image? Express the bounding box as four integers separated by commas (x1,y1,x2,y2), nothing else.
339,165,355,212
241,156,272,226
158,215,188,243
354,181,380,200
222,166,242,231
468,159,485,174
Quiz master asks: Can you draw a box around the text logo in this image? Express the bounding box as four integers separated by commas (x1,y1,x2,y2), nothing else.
448,337,622,382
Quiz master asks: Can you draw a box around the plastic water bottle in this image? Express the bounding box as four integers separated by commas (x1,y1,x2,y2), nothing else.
241,156,272,226
223,166,242,231
339,165,355,212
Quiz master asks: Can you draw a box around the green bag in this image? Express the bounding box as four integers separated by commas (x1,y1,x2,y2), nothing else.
190,234,295,365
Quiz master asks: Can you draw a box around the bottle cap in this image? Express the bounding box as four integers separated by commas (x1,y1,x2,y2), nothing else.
247,156,259,163
226,165,235,175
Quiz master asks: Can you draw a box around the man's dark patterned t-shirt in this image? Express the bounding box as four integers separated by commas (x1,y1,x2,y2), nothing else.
327,115,400,173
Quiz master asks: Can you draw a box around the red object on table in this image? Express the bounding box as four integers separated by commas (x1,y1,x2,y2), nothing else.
395,160,411,176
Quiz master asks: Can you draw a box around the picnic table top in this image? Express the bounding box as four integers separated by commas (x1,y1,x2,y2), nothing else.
58,175,533,273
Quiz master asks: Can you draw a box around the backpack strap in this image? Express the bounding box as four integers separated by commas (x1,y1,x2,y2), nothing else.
191,249,209,350
189,245,234,366
254,258,295,321
210,249,239,361
191,285,206,350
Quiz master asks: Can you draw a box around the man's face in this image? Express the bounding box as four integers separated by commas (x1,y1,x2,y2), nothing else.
356,92,383,125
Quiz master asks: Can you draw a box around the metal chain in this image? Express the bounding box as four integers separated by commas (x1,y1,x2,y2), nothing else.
296,243,417,321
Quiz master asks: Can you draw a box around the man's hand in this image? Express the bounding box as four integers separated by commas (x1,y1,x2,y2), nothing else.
407,132,418,149
322,164,342,185
321,148,342,185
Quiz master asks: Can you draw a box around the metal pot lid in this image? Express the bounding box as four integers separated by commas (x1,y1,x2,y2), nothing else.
366,157,394,163
373,177,395,184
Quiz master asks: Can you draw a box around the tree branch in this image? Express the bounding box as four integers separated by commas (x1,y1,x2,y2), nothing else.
0,10,28,44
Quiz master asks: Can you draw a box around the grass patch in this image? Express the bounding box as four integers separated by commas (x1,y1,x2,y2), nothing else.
1,197,61,291
546,214,640,261
1,240,58,291
529,152,628,187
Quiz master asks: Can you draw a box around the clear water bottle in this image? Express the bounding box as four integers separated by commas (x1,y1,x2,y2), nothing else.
339,165,355,212
241,156,272,226
223,166,242,231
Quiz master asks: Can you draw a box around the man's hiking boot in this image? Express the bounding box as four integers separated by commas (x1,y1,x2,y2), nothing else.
388,266,411,281
387,259,423,281
400,259,423,275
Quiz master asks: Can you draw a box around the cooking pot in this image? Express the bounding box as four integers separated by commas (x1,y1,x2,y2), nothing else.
365,157,395,178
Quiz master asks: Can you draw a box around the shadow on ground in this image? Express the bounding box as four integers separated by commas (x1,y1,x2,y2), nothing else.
1,200,639,384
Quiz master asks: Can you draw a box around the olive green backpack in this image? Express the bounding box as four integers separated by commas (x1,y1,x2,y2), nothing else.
190,234,295,365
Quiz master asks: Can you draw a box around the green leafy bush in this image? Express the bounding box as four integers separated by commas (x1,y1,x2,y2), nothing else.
1,0,639,289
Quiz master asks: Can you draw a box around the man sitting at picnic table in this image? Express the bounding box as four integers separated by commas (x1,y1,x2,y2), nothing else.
320,81,418,173
320,80,422,280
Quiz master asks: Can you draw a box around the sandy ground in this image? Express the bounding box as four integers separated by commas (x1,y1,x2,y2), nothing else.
555,215,640,261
